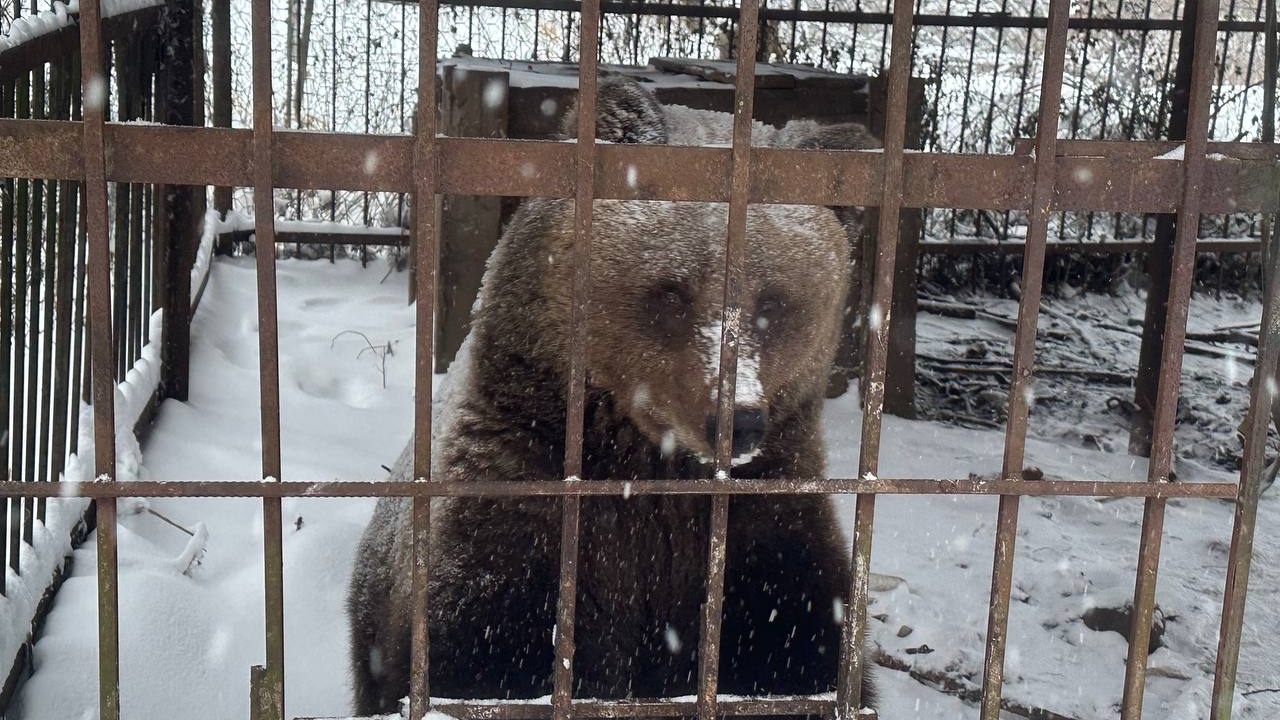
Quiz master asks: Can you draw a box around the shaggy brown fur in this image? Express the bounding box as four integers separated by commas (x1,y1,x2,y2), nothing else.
347,76,880,716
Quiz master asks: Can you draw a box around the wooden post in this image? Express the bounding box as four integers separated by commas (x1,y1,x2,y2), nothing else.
211,0,234,255
156,0,205,402
845,77,924,416
435,65,509,371
1131,0,1198,457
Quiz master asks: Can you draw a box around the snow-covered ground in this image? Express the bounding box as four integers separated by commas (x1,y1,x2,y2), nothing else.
9,257,1277,720
916,290,1276,477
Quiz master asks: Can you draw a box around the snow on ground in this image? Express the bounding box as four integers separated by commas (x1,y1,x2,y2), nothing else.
915,290,1274,477
11,257,1278,720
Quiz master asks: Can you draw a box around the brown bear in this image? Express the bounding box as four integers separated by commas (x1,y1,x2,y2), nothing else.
347,76,879,716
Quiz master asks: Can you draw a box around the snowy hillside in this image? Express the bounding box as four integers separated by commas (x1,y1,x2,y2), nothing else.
9,257,1277,720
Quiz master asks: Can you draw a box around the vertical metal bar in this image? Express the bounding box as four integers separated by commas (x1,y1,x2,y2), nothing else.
1264,0,1278,292
1208,190,1280,720
0,75,12,598
27,58,45,547
836,0,913,713
698,3,761,719
36,62,61,526
1233,0,1263,143
408,0,440,717
1133,0,1198,456
1000,0,1038,239
551,0,602,716
70,192,89,458
11,61,29,578
979,0,1011,155
1257,0,1277,294
252,0,286,714
1120,0,1220,714
954,0,981,154
1209,4,1276,718
112,41,131,379
977,2,1071,718
79,0,119,715
212,0,233,219
1212,0,1238,141
51,175,77,494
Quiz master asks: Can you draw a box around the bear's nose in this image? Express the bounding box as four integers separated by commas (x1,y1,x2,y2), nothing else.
704,407,767,457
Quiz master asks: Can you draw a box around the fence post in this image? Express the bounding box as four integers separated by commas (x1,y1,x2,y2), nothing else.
435,65,509,372
157,0,206,402
1131,0,1199,457
211,0,234,254
855,77,924,417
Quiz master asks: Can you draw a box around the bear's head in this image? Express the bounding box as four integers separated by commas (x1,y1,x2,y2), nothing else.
475,77,876,471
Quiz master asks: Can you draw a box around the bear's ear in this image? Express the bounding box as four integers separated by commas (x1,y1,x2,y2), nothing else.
560,75,668,144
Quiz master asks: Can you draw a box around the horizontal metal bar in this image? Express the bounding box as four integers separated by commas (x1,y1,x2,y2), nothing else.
1014,138,1280,160
215,229,409,247
218,232,1265,254
4,122,1278,212
920,239,1265,255
4,478,1236,498
405,0,1272,33
302,696,834,720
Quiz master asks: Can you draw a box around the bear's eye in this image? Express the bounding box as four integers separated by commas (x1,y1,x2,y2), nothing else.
755,295,788,335
642,283,693,342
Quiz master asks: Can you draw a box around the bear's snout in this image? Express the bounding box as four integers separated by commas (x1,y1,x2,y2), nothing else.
704,407,767,461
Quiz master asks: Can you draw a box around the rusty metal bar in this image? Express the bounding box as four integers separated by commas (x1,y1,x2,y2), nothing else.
978,0,1071,716
8,123,1280,213
1207,5,1277,705
77,0,121,716
407,0,1276,32
0,477,1241,498
552,0,603,716
427,696,832,718
836,0,913,712
215,229,410,247
11,57,30,582
1208,189,1280,720
215,230,1266,255
698,1,761,718
306,695,835,719
251,0,286,715
919,239,1265,255
1120,0,1221,713
408,0,441,716
0,76,13,598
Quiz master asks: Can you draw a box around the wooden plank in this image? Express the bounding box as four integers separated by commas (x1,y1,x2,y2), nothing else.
649,57,797,88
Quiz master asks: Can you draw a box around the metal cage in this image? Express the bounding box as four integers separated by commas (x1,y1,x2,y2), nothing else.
0,0,1278,718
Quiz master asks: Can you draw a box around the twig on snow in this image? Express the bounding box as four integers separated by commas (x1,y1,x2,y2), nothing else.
331,329,394,389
